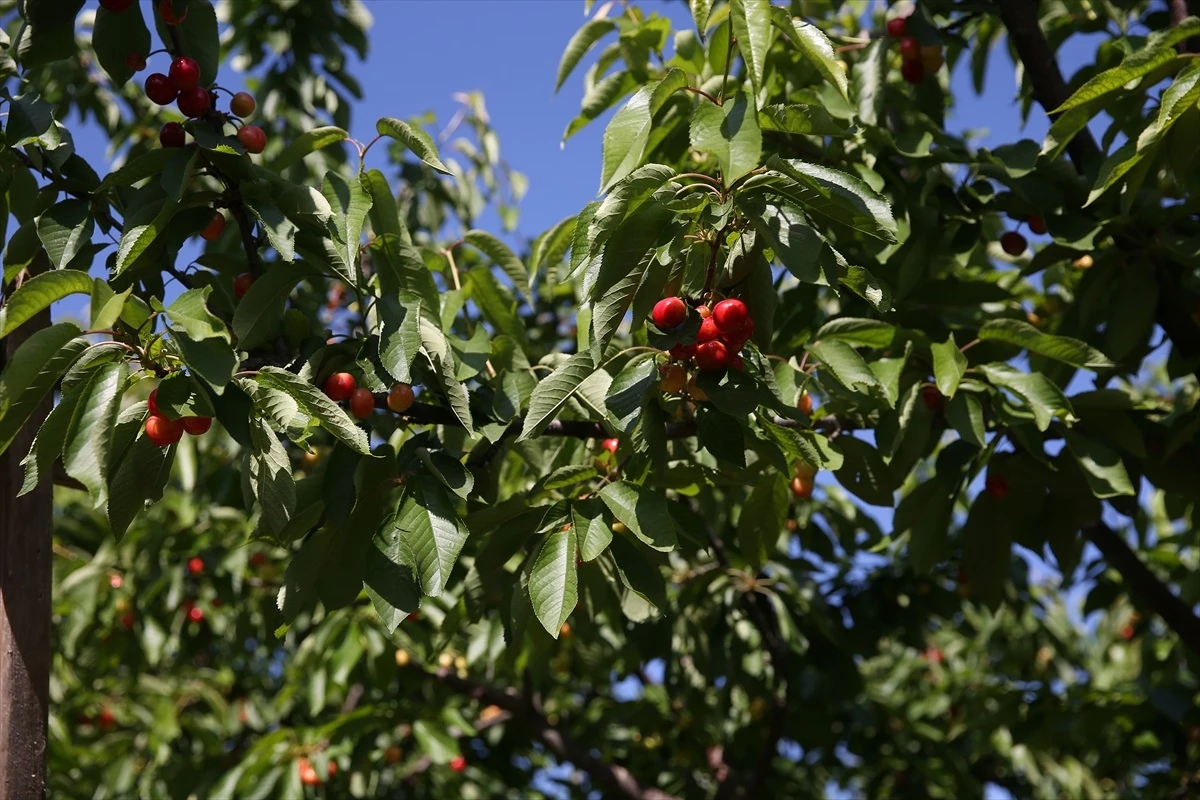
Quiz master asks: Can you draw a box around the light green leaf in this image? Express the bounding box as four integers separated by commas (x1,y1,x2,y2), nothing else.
572,499,612,561
113,200,180,278
690,91,762,185
760,156,897,241
412,720,460,764
600,86,654,193
931,335,967,398
255,367,371,454
730,0,773,97
36,199,94,268
419,318,474,431
813,318,899,349
979,318,1114,370
979,363,1075,431
106,414,173,540
271,126,349,172
376,117,451,174
322,170,372,276
0,269,92,338
807,338,880,396
770,8,849,99
377,292,423,384
233,263,319,351
529,525,578,637
556,18,616,92
164,287,230,343
396,477,468,596
1065,431,1136,498
750,202,823,283
598,481,678,552
0,323,85,457
62,361,127,507
1054,45,1178,113
462,229,531,300
89,279,129,332
519,351,596,441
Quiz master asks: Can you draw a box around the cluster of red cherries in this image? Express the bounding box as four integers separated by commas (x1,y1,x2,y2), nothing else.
999,214,1046,256
886,16,945,84
323,372,417,421
143,389,213,446
652,296,754,372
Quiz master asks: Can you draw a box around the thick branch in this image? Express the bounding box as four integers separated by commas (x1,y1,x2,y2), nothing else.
1084,522,1200,657
426,667,679,800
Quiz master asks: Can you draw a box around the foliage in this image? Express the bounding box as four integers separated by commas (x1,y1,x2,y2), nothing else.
1,0,1199,797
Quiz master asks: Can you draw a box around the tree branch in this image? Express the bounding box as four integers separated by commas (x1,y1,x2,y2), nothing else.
1084,522,1200,657
425,667,680,800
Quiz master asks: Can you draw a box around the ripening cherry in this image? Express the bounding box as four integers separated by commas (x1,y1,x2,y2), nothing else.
97,707,116,730
886,17,908,37
349,388,375,420
695,340,729,372
200,212,226,242
181,416,212,435
900,58,925,84
120,612,135,629
1120,623,1135,640
233,272,254,299
697,316,721,344
898,37,921,60
147,389,161,416
230,92,257,118
177,86,212,118
100,0,134,11
985,474,1008,498
921,385,945,412
686,375,708,402
712,298,748,335
238,125,267,154
298,758,320,786
449,756,467,773
159,122,185,148
1028,214,1047,235
794,460,817,480
145,73,177,105
601,438,619,454
385,745,403,764
109,574,124,589
797,392,813,415
187,557,204,575
145,415,184,447
327,762,338,778
387,383,415,413
669,343,696,362
250,553,268,567
651,296,687,330
186,604,205,623
921,45,945,73
323,372,357,402
658,363,686,393
124,53,146,72
1000,231,1027,256
168,56,201,90
791,475,815,499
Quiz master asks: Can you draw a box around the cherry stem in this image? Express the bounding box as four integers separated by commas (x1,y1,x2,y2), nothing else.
684,85,720,105
358,133,384,173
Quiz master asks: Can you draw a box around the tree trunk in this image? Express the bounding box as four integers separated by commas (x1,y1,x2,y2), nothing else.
0,264,54,799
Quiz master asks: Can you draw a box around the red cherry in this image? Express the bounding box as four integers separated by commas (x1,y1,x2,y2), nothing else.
886,17,908,37
711,298,748,335
798,392,813,415
250,553,268,567
181,416,212,435
697,317,721,344
602,438,619,454
730,354,744,371
899,38,921,60
238,125,267,154
120,612,135,629
98,707,116,730
177,86,212,118
651,296,687,330
900,59,925,84
669,343,696,362
323,372,357,402
145,415,184,447
695,340,729,372
449,756,467,773
159,0,187,25
144,73,177,105
168,56,201,90
1028,215,1047,235
233,272,254,299
924,647,944,664
124,53,146,72
349,388,376,420
200,213,226,242
147,389,160,416
187,557,204,575
791,475,814,499
159,122,186,148
1120,624,1135,640
985,474,1008,499
109,574,124,589
921,385,945,412
1000,231,1027,256
100,0,134,11
724,317,755,349
230,92,257,118
327,762,338,778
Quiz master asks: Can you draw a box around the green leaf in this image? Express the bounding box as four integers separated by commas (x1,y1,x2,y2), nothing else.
978,363,1075,432
0,323,85,457
1064,431,1136,498
572,499,612,561
813,318,899,349
271,126,349,172
759,156,897,241
0,269,92,338
462,229,530,300
807,339,880,397
248,418,297,539
833,436,895,506
419,318,474,432
106,417,173,540
89,279,129,332
529,215,575,289
418,449,474,500
979,318,1114,370
16,1,85,68
322,170,372,277
365,520,421,633
413,720,460,764
376,117,451,174
362,169,407,243
4,93,57,148
36,199,94,268
598,481,678,552
737,472,787,567
1053,45,1178,114
609,533,668,612
154,373,216,419
519,351,596,441
254,367,371,454
689,0,714,36
556,18,616,92
749,201,822,283
730,0,773,97
377,292,423,385
153,0,220,84
690,91,762,185
395,477,468,596
946,392,986,448
164,287,230,343
114,200,181,277
600,86,654,193
92,3,152,86
852,39,887,127
897,473,959,573
232,263,319,351
62,361,127,507
931,335,967,398
770,8,849,100
18,379,83,497
529,525,578,637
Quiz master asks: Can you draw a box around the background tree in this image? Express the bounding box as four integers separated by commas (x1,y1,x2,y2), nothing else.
0,0,1199,798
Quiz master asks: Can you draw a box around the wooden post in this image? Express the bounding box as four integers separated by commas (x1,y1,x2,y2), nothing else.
0,261,54,799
